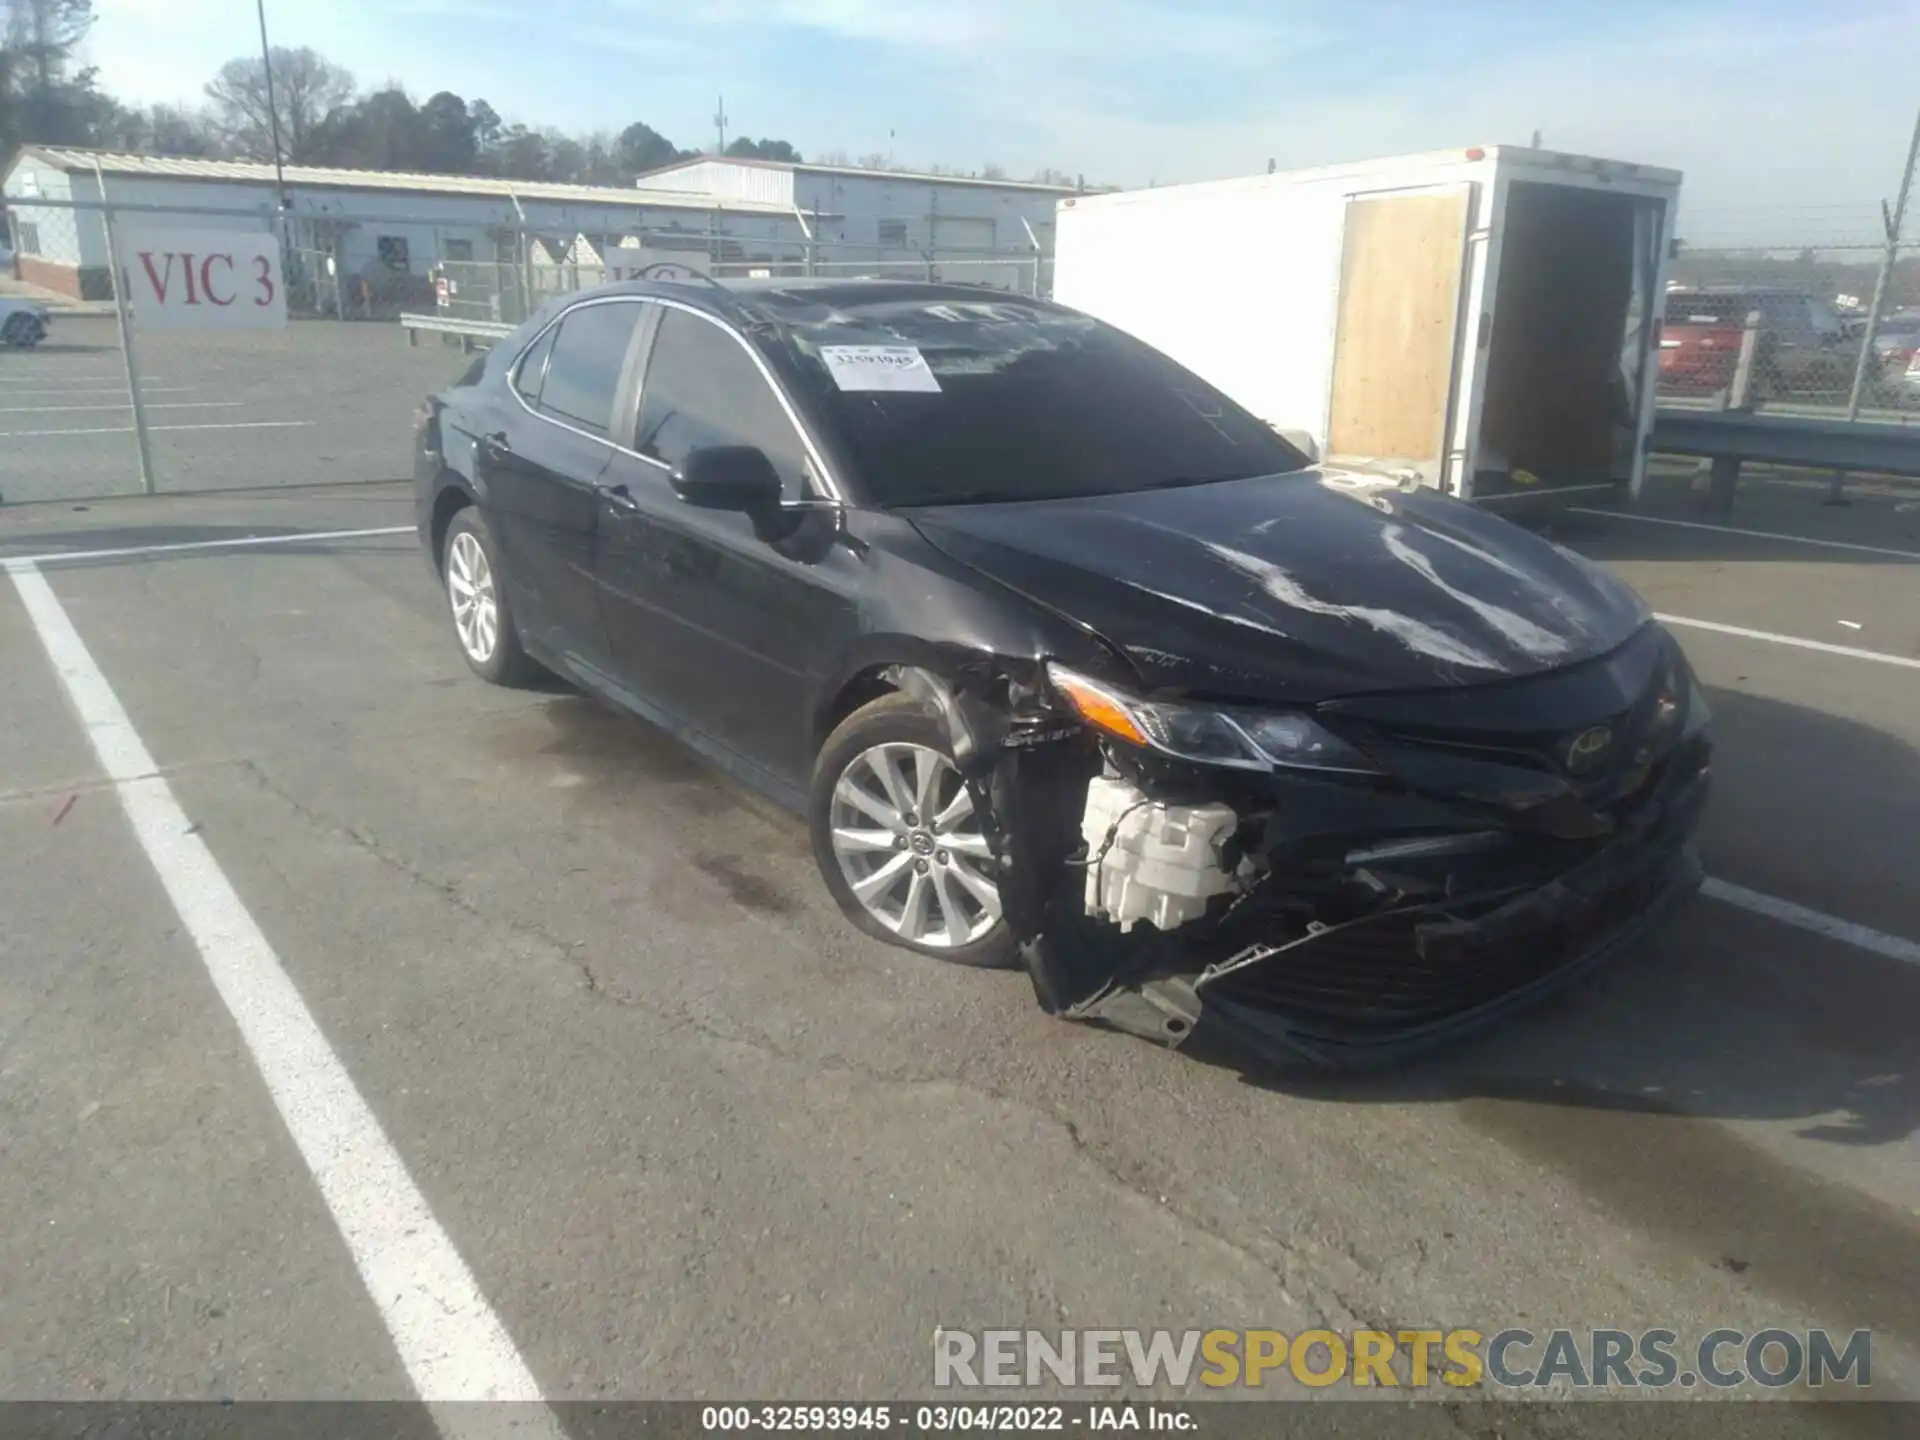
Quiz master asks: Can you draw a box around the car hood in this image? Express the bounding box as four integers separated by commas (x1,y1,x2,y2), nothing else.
903,469,1650,704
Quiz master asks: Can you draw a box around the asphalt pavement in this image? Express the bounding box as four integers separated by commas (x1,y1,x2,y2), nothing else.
1,478,1917,1432
0,316,473,505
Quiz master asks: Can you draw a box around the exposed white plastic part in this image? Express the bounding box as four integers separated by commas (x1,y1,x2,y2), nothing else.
1081,774,1239,933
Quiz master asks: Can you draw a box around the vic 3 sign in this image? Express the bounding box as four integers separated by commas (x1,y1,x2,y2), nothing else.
122,230,287,330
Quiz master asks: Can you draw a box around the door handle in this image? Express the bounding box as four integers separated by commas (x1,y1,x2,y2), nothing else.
480,430,511,461
599,482,640,513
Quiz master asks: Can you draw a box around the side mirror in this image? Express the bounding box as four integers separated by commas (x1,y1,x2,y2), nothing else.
670,445,783,512
1275,427,1320,462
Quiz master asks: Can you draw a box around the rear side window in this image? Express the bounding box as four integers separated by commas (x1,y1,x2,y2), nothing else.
632,309,814,499
512,328,556,404
536,302,643,438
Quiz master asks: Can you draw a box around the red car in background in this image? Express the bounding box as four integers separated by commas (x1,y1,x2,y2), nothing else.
1659,286,1859,402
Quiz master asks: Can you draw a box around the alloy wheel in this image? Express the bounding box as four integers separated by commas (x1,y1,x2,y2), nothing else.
446,530,499,664
828,741,1001,947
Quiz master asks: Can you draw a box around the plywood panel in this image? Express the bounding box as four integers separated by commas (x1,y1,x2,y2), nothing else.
1326,189,1470,463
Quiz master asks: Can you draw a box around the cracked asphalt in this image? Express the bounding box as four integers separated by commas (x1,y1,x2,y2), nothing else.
2,479,1918,1432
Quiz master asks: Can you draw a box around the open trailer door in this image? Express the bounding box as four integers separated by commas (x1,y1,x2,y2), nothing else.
1324,186,1475,489
1469,179,1668,506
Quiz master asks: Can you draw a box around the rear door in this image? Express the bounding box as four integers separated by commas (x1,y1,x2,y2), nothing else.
1471,182,1668,503
480,298,646,673
1324,187,1474,487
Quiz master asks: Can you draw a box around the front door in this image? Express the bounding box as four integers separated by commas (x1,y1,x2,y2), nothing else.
480,298,645,673
595,304,862,787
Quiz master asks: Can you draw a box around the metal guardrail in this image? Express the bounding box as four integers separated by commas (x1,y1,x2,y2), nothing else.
1650,405,1920,511
399,312,515,350
1651,408,1920,476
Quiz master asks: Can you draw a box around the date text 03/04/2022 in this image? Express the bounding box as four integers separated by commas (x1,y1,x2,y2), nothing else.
699,1404,1196,1432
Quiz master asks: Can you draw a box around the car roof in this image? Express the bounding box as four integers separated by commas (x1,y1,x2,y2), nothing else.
549,276,1061,328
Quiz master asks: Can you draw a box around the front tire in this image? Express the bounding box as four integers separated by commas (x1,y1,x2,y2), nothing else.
442,508,539,686
810,694,1016,968
2,313,42,348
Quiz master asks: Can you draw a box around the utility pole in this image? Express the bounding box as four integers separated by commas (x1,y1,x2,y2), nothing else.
255,0,288,213
1835,105,1920,506
714,97,728,155
1847,105,1920,422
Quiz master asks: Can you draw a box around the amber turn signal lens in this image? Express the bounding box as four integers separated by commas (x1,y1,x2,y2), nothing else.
1051,672,1150,747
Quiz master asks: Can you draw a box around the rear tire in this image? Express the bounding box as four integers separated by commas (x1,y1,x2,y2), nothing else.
810,693,1017,968
441,508,540,686
2,313,41,348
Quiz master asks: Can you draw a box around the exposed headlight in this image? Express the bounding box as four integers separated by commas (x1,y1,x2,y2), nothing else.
1682,674,1711,735
1657,638,1710,737
1046,663,1382,774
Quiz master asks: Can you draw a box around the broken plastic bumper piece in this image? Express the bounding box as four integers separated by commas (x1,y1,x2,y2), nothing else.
1055,755,1710,1070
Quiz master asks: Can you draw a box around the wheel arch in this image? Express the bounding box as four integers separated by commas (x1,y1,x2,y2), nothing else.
811,637,1005,764
428,481,477,575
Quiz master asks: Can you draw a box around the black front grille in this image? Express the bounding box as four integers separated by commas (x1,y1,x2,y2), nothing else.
1204,834,1688,1036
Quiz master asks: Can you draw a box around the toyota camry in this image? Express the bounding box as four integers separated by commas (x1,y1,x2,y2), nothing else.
414,277,1710,1067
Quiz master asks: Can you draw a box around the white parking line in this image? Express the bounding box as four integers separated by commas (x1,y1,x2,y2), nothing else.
0,387,198,396
0,401,246,414
0,420,314,438
1653,613,1920,671
1568,506,1920,561
7,526,415,568
1703,878,1920,967
0,376,165,385
4,559,563,1426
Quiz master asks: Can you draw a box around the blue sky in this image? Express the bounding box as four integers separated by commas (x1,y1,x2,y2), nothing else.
85,0,1920,237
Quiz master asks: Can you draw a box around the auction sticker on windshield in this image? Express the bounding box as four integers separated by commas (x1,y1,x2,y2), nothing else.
820,345,942,392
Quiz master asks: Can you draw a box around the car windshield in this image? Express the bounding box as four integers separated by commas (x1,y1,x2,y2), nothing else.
756,292,1310,506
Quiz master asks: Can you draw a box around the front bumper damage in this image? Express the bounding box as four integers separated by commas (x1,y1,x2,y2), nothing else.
904,624,1712,1071
1062,761,1707,1068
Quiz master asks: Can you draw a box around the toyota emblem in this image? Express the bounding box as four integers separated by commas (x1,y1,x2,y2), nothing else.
1563,724,1615,774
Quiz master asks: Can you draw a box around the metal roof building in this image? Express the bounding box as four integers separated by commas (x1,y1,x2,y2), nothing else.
632,156,1079,259
2,145,809,302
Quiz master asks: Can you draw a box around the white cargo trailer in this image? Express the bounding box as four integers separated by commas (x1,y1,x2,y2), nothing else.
1052,146,1682,507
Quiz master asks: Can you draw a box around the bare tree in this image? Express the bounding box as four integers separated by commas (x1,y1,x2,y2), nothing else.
204,45,354,163
95,99,214,155
2,0,103,148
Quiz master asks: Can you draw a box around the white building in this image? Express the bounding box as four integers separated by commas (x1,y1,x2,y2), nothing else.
1,145,807,303
631,156,1079,262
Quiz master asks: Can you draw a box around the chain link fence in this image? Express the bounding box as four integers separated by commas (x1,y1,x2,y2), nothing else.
0,195,1048,506
428,240,1041,328
1660,172,1920,423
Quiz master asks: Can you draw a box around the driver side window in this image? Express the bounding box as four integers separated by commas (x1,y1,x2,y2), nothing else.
632,308,815,500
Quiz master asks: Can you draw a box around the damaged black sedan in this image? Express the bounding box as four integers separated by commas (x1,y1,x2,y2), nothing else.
414,277,1710,1067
